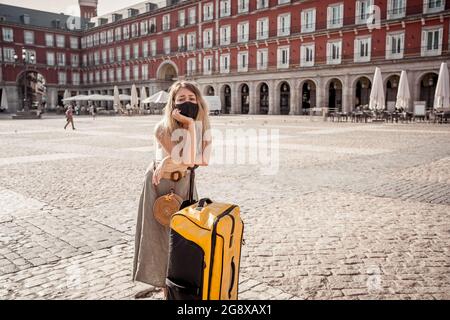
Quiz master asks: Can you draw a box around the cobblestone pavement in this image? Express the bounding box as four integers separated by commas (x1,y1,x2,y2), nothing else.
0,114,449,300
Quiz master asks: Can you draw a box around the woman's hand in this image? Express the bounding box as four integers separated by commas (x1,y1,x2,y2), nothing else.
152,160,166,186
172,108,194,126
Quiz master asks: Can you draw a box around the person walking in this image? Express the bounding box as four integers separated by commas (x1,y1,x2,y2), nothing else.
64,105,76,130
132,80,212,299
90,104,96,120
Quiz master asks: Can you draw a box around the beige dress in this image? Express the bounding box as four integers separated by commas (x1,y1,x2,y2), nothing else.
132,139,199,287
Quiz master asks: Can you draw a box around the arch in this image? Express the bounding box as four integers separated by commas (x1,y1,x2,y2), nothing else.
298,79,317,115
354,76,372,108
277,81,291,115
238,83,250,114
327,78,343,112
17,70,47,112
419,72,439,110
156,60,179,81
256,82,269,115
220,84,232,114
204,85,215,96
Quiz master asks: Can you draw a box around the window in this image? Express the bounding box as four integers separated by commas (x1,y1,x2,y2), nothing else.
133,43,139,59
45,34,54,47
164,37,171,54
187,58,196,76
23,50,35,64
387,0,406,19
356,0,373,24
424,0,445,13
354,37,371,62
203,3,213,21
133,24,140,38
123,25,130,39
257,49,268,70
56,35,65,48
142,64,148,80
102,50,107,64
178,10,185,27
116,68,122,82
124,45,131,60
327,3,344,29
58,72,67,85
71,54,79,67
116,46,122,61
278,13,291,37
301,9,316,33
149,18,157,33
57,52,66,66
238,22,249,43
94,33,99,46
2,28,13,42
238,51,248,72
107,30,114,43
82,54,87,67
300,44,314,67
70,37,78,49
133,65,139,80
203,56,213,75
386,32,404,59
277,46,290,69
109,48,115,63
46,52,55,66
278,0,290,4
220,54,230,73
220,26,231,45
203,29,213,48
220,0,231,17
101,70,107,83
95,71,100,83
125,66,130,81
178,34,186,51
94,51,100,65
142,41,149,57
89,53,94,65
140,21,148,35
89,72,94,83
327,40,342,64
115,28,121,41
72,72,80,85
109,69,115,82
81,37,86,49
421,27,443,56
257,0,269,9
257,18,269,40
188,33,196,50
150,40,157,56
24,31,34,45
83,73,88,84
238,0,249,13
163,14,171,31
100,31,106,44
189,7,196,25
3,48,15,62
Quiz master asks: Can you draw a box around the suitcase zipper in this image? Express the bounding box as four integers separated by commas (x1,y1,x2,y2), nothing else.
207,204,237,300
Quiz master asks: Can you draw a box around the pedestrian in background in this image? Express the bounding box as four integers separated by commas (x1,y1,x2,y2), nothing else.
64,105,76,130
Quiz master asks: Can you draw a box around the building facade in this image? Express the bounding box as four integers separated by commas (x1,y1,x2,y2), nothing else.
0,0,449,114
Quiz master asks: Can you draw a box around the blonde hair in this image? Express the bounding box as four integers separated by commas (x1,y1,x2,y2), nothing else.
156,80,211,141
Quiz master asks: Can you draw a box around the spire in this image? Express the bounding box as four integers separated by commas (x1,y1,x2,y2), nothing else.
79,0,98,19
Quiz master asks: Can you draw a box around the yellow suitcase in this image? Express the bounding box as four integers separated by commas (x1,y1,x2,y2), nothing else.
166,198,244,300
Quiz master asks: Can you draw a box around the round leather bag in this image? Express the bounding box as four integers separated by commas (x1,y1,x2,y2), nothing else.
153,188,183,227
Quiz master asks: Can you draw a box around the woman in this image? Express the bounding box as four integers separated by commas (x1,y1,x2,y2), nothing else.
132,81,211,299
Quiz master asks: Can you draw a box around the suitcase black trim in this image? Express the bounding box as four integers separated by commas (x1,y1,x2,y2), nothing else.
208,205,237,300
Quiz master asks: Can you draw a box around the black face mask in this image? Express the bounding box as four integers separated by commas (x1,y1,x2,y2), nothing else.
175,101,199,120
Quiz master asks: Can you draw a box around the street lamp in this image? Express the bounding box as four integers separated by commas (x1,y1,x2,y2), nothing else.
14,48,35,113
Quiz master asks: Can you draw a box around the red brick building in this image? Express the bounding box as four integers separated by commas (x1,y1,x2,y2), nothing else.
1,0,449,114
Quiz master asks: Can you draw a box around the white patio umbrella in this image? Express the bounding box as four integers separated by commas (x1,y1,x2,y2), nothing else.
87,94,113,101
369,67,385,111
119,94,132,101
395,70,411,111
63,89,71,105
140,86,148,110
131,84,138,108
1,89,9,110
142,90,169,104
113,86,121,112
434,62,450,110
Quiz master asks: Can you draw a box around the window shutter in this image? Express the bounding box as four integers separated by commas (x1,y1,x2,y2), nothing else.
423,0,428,14
354,39,358,61
367,37,372,60
438,27,443,55
287,14,291,32
301,11,305,31
356,1,361,23
312,10,316,31
339,4,344,25
327,42,331,63
400,33,404,57
327,7,332,28
421,30,426,56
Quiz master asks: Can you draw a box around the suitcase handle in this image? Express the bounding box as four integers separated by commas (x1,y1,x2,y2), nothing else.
196,198,212,210
228,257,235,299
